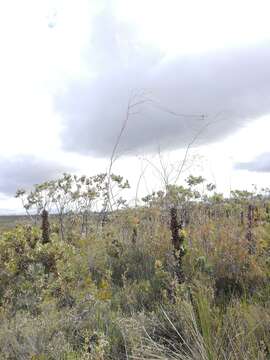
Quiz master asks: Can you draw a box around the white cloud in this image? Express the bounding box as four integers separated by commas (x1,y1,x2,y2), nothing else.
57,10,270,156
0,0,270,212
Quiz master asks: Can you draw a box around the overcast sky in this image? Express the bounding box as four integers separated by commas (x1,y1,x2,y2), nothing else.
1,0,270,213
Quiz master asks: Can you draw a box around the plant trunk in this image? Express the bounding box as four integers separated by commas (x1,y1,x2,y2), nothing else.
41,209,50,244
170,207,185,283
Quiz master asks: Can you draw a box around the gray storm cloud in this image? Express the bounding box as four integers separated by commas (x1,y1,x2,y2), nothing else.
56,8,270,157
235,153,270,173
0,156,73,196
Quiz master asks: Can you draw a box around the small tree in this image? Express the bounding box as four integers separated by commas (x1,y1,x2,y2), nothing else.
16,173,130,239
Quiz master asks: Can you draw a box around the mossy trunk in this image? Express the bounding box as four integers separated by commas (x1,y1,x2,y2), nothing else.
246,204,256,254
170,207,185,283
41,209,50,244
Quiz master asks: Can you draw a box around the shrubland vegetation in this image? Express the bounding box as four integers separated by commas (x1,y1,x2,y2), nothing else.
1,171,270,359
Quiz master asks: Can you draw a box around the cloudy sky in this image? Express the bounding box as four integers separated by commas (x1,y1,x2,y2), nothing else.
1,0,270,213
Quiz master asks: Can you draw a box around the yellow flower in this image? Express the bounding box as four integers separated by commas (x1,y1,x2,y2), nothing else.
155,260,163,269
179,229,187,239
